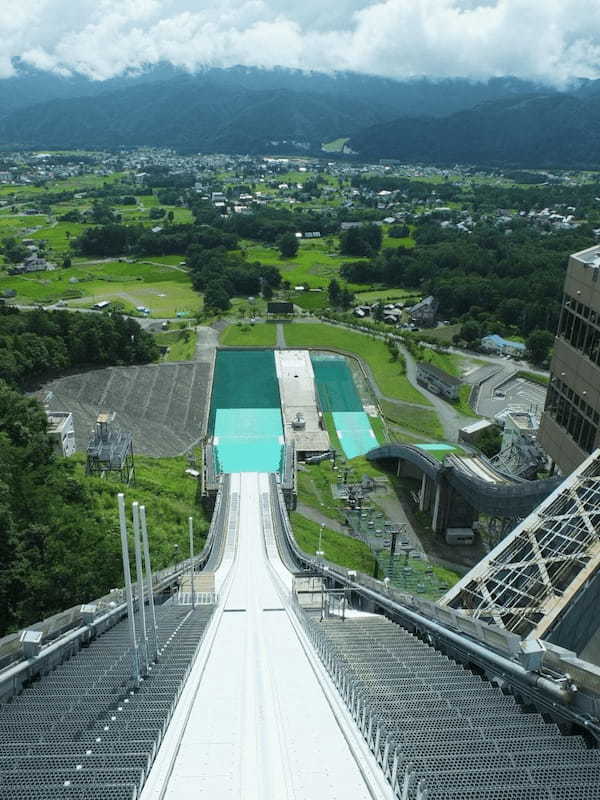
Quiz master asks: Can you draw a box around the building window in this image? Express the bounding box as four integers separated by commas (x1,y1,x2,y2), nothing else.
559,293,600,365
546,379,598,453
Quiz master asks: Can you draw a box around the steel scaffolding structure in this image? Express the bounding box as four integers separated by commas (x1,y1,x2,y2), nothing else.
440,450,600,639
86,413,135,485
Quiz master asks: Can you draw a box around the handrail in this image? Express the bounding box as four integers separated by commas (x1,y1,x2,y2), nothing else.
269,476,600,732
0,475,229,689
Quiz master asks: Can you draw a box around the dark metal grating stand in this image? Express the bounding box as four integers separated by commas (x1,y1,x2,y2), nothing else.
301,614,600,800
0,604,214,799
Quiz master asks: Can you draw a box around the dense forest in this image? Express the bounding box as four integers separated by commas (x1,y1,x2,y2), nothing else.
341,221,592,337
0,306,158,387
349,93,600,168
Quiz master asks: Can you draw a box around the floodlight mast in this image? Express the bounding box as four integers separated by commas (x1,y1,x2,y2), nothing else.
117,493,140,685
140,504,159,660
132,501,149,673
189,516,195,609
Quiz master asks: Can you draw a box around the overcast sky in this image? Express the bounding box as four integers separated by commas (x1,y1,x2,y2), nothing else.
2,0,600,85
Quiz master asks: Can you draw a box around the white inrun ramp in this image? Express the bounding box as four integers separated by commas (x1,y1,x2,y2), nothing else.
142,472,390,800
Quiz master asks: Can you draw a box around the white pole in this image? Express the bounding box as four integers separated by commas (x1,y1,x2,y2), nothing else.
118,493,140,685
140,505,158,661
132,502,149,674
189,516,196,609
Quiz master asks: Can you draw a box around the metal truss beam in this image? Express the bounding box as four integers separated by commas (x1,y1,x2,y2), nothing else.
439,450,600,639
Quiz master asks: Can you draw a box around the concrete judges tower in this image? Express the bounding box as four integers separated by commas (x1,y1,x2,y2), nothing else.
86,411,135,484
538,245,600,473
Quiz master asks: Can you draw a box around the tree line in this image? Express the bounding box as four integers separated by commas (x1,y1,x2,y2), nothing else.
342,221,593,344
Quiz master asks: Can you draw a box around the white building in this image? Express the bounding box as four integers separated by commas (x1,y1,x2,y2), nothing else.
47,412,76,457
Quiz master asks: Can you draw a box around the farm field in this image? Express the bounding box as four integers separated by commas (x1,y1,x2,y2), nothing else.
282,322,430,405
142,254,186,266
0,260,200,317
353,288,421,304
31,222,91,252
0,172,127,199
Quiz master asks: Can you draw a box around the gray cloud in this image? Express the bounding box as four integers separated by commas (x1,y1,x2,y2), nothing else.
0,0,599,85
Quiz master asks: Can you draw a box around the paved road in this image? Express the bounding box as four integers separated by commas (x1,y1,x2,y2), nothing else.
477,371,547,418
276,322,286,348
195,325,218,362
436,343,549,379
397,342,474,442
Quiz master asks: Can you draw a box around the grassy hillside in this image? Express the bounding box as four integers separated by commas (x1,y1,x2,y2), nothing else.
282,322,429,405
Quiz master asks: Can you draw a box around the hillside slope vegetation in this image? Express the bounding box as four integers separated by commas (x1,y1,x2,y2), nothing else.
349,94,600,167
0,67,560,157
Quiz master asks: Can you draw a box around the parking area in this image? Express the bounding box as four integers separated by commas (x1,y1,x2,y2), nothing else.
477,373,547,419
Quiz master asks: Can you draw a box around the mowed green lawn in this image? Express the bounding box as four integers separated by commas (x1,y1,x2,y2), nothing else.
0,260,200,317
282,322,429,405
219,322,277,346
240,238,359,289
380,399,444,439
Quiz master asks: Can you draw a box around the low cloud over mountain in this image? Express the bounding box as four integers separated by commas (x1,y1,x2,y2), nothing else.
2,1,600,86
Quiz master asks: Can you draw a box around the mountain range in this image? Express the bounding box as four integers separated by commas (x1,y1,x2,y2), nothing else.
0,63,599,166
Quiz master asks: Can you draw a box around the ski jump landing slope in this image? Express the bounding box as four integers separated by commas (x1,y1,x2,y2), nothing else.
141,472,392,800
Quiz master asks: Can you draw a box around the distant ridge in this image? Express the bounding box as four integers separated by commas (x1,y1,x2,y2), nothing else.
348,93,600,168
1,64,598,164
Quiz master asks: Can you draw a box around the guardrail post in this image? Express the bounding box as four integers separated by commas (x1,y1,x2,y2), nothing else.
117,494,140,686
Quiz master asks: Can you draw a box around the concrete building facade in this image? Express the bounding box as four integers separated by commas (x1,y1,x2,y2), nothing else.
538,245,600,473
416,361,461,400
47,411,76,457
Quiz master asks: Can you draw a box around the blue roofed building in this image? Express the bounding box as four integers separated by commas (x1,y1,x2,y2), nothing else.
481,333,526,356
